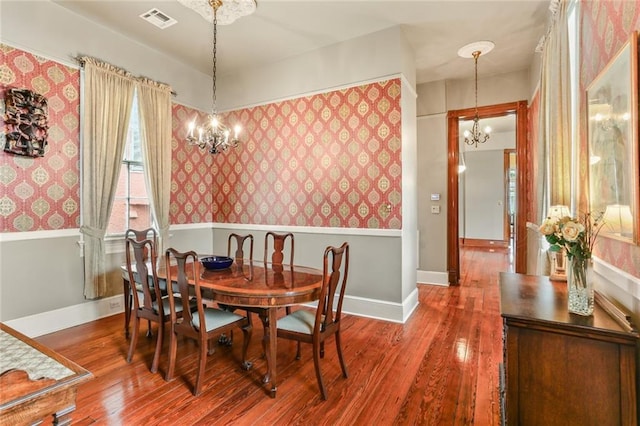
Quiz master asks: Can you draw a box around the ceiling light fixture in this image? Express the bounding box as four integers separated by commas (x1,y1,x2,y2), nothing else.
185,0,257,154
458,41,495,148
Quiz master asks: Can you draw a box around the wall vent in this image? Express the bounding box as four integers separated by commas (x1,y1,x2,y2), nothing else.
139,8,177,29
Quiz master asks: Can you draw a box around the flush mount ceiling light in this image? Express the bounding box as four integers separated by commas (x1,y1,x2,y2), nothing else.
184,0,257,154
458,41,495,148
177,0,257,25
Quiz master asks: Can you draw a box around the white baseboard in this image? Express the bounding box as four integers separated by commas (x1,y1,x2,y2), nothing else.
416,270,449,286
5,295,125,338
6,289,421,338
339,288,419,323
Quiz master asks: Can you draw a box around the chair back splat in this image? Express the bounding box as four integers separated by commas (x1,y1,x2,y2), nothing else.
126,228,157,260
264,232,294,266
318,243,349,335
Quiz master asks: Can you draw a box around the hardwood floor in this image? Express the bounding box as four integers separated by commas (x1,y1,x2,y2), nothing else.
36,248,511,425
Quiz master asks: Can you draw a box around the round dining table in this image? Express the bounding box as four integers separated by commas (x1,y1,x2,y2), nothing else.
157,259,324,398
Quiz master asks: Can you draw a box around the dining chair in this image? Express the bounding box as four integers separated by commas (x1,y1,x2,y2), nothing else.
125,237,195,374
218,233,254,345
228,233,254,263
123,228,158,338
265,231,295,315
264,231,294,267
276,242,349,400
165,248,253,396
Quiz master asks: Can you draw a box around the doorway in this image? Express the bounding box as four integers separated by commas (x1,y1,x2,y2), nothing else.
446,101,528,285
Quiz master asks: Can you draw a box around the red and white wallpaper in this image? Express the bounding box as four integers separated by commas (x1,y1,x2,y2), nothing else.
1,43,402,232
171,80,403,229
0,44,80,232
581,1,640,278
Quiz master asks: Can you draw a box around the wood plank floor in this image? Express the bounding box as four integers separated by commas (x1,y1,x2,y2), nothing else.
36,248,511,425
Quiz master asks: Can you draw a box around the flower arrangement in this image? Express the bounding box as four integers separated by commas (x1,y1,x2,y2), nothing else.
538,212,604,261
539,211,604,315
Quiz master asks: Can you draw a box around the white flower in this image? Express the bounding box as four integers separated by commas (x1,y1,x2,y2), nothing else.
561,221,584,242
539,219,557,236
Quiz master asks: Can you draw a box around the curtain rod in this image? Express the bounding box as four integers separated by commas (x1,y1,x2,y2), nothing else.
73,55,177,97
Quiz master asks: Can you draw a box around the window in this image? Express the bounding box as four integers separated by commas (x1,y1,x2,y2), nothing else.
107,92,152,235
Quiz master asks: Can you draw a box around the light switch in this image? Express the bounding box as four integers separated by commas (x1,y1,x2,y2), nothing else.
430,193,440,201
431,205,440,214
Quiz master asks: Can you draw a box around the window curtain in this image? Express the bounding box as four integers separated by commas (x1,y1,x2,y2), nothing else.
80,57,136,299
137,79,172,254
537,0,572,218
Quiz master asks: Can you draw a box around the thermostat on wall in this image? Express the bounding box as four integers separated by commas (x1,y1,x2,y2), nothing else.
430,193,440,201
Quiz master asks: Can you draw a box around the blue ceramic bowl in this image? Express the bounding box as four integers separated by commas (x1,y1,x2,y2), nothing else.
200,256,233,270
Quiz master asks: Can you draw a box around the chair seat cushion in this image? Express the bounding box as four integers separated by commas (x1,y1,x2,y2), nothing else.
193,308,246,332
277,309,316,334
153,296,195,316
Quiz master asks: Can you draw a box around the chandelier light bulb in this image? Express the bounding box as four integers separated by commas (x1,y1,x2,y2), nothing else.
484,125,492,134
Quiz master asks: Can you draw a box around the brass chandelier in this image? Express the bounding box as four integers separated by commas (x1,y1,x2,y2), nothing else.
458,41,494,148
185,0,257,154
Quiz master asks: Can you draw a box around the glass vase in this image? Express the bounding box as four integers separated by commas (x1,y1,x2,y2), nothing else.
566,256,594,316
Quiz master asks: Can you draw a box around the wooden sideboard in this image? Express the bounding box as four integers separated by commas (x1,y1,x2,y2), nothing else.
0,323,92,425
499,272,638,425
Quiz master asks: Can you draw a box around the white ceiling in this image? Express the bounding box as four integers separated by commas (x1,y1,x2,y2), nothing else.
51,0,550,84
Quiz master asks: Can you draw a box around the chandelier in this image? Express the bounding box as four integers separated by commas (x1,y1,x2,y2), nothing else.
458,41,494,148
185,0,257,154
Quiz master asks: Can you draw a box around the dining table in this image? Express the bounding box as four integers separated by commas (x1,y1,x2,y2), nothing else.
126,258,324,398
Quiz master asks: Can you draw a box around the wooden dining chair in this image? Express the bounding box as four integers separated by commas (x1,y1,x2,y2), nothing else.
125,237,195,374
165,248,253,396
218,233,254,345
265,231,295,315
264,231,294,266
276,242,349,400
227,233,254,263
123,228,158,338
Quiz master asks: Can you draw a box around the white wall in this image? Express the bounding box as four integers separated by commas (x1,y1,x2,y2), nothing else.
461,150,505,240
0,0,211,111
218,26,415,110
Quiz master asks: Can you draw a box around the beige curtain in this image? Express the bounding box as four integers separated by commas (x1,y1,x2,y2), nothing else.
137,78,173,254
80,57,136,299
537,0,572,217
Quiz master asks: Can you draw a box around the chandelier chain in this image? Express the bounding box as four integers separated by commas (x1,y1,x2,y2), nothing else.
212,2,218,114
185,0,254,154
473,51,479,118
464,50,490,148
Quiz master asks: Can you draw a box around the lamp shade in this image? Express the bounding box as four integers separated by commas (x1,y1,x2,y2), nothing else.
602,204,633,236
547,205,571,221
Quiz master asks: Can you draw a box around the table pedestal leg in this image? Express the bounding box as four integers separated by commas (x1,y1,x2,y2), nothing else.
259,307,278,398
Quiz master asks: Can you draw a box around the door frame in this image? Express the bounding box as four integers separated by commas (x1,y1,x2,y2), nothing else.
504,149,516,244
447,101,528,285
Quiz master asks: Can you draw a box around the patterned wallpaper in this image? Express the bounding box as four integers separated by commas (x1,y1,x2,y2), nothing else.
1,43,402,233
581,1,640,278
171,80,403,229
0,44,80,232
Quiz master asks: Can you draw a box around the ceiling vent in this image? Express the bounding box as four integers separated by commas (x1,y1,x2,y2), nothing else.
139,8,177,29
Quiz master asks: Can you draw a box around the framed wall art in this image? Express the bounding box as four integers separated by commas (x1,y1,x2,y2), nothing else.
3,87,49,157
587,31,639,245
